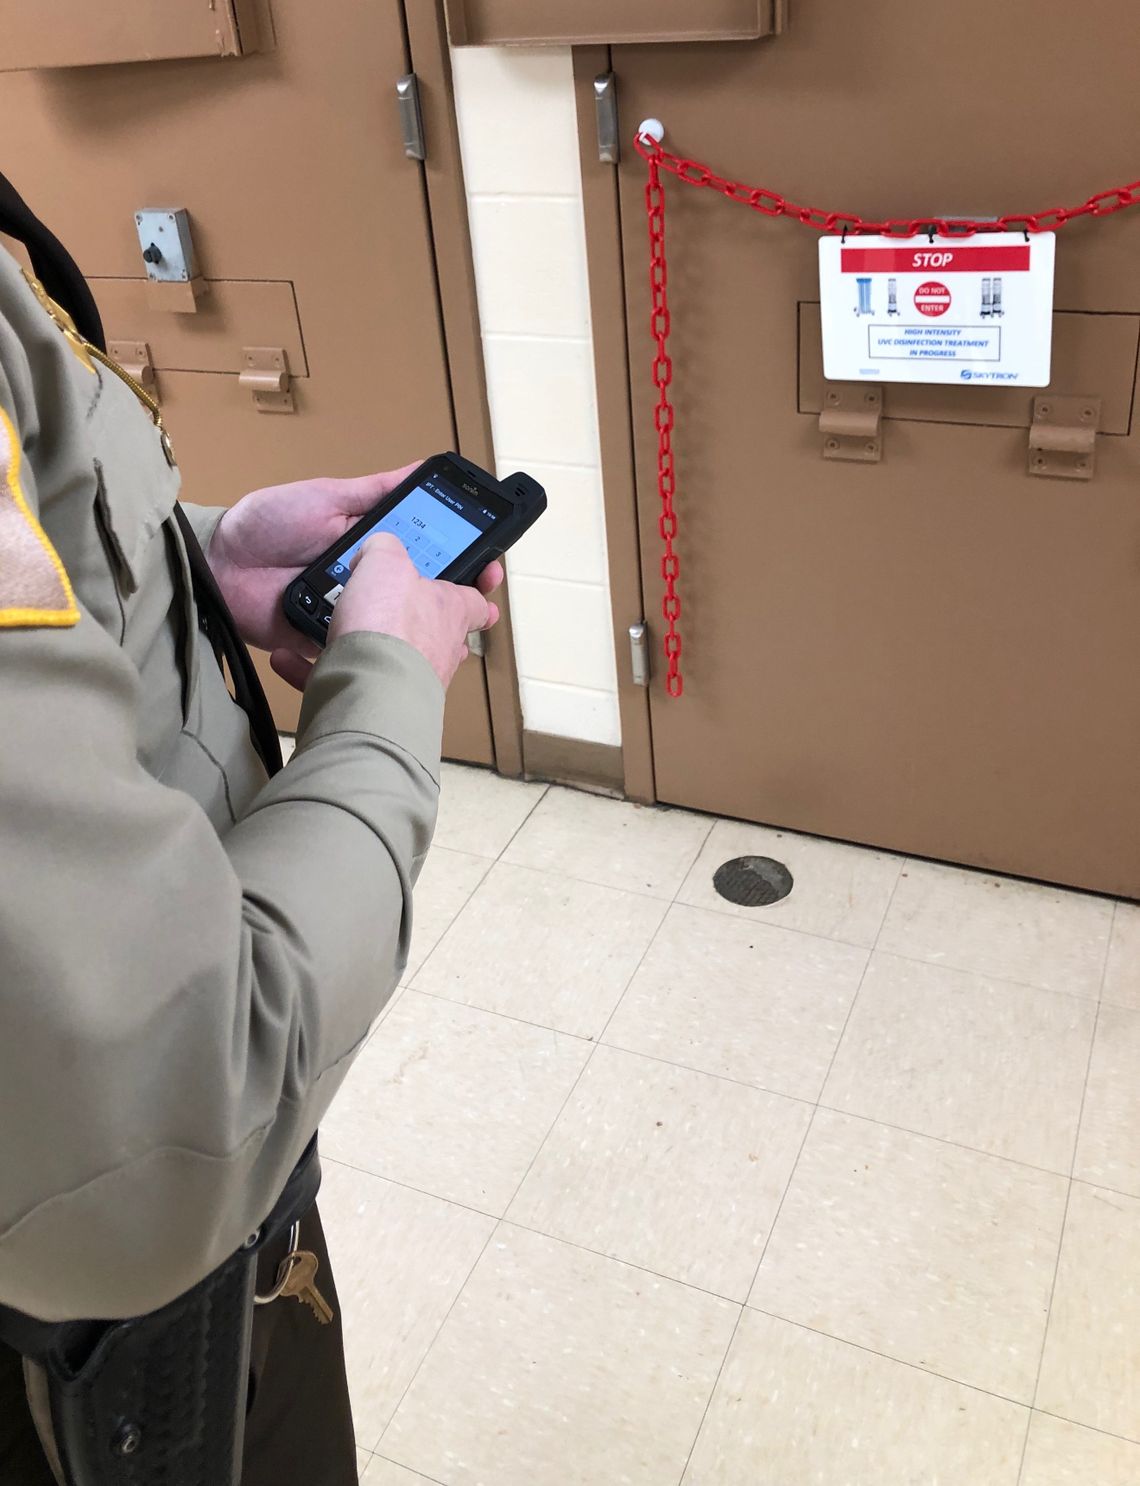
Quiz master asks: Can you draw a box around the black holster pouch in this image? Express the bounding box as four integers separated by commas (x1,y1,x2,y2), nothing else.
0,1139,321,1486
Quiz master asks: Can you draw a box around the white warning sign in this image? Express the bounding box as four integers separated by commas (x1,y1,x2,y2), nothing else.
819,232,1055,386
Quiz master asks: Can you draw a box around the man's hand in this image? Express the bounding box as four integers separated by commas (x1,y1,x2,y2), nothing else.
327,534,499,690
207,468,502,690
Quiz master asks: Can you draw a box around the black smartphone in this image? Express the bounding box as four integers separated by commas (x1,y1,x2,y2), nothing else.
282,452,546,646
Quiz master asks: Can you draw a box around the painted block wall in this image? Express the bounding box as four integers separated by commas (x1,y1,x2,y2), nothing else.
451,46,621,748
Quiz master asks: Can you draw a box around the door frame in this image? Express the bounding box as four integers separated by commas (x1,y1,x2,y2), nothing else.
403,0,526,776
572,45,657,802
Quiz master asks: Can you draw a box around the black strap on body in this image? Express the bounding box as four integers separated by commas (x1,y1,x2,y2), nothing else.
170,503,284,777
0,168,282,776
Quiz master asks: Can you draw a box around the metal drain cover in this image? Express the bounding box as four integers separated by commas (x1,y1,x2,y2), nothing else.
713,856,793,907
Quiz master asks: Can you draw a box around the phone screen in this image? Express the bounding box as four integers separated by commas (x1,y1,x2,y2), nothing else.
320,471,500,603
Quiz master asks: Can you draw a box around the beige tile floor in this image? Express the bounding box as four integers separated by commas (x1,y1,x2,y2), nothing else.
308,761,1140,1485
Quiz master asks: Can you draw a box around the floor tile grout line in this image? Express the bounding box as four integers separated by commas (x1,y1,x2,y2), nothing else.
496,1216,747,1306
500,1039,605,1223
1065,998,1103,1180
373,1217,502,1458
325,1076,1115,1299
1099,901,1118,1003
1015,1418,1034,1481
675,853,908,1481
372,1454,452,1486
1018,988,1104,1479
500,846,714,905
667,888,892,1486
744,938,880,1297
1017,1177,1076,1485
1068,1173,1140,1202
672,1306,746,1485
492,780,551,860
808,1104,1077,1183
409,778,547,985
442,794,1112,1003
592,886,691,1051
1029,1408,1140,1450
440,851,1110,1002
667,816,718,907
377,984,1099,1186
499,886,678,1225
360,1200,1140,1477
745,1305,1035,1412
402,858,495,992
1068,995,1103,1184
329,1145,769,1305
321,1154,504,1224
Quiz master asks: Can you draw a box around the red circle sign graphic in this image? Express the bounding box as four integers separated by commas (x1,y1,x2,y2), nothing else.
914,280,951,317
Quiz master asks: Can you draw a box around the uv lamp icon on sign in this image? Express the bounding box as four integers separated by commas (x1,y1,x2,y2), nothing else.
980,277,1005,318
854,276,873,316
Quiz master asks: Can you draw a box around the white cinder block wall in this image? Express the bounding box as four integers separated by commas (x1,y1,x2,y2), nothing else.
451,47,621,748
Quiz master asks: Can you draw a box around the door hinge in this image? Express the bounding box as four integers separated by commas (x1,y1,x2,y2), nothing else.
239,347,294,414
1028,395,1099,480
820,384,883,462
396,74,426,162
629,622,650,686
594,73,619,164
107,340,157,399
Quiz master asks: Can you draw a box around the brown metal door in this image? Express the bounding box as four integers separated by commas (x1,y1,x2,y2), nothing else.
615,0,1140,895
0,0,496,764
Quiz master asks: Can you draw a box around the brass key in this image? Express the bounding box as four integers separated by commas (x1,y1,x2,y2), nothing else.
276,1248,334,1326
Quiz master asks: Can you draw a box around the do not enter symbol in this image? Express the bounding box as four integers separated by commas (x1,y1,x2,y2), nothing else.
915,280,951,316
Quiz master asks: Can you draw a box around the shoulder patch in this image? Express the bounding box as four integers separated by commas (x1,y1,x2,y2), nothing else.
0,406,79,629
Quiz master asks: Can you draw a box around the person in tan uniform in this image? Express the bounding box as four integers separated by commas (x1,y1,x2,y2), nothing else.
0,176,502,1485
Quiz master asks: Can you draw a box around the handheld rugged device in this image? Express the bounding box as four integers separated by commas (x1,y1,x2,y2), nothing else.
283,452,546,645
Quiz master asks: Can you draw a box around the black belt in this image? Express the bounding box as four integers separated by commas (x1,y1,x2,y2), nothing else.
0,1139,321,1486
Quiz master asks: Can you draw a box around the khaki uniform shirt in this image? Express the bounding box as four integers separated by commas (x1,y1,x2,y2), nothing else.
0,247,445,1322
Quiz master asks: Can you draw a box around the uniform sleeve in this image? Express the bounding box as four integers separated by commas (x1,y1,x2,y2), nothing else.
0,320,446,1322
177,499,226,554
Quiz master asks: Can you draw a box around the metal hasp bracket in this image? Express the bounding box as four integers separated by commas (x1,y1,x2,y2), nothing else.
240,348,294,413
107,340,156,398
594,73,619,163
1028,395,1100,480
134,207,208,313
629,622,650,686
396,75,426,161
820,384,883,462
135,208,197,282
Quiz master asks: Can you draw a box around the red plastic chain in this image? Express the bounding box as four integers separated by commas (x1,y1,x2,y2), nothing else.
637,130,1140,696
635,132,1140,237
646,150,683,697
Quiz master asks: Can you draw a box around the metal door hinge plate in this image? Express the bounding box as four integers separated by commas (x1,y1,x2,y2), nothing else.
594,73,619,164
107,340,157,399
240,347,293,413
820,384,883,462
1028,395,1099,480
629,622,650,686
396,74,426,162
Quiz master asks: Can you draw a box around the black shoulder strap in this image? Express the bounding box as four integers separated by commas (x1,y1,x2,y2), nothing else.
0,168,282,777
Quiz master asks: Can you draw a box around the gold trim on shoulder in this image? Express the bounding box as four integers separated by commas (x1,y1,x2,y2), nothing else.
20,269,97,374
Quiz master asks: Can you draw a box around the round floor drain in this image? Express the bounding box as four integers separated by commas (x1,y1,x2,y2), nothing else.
713,856,794,908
